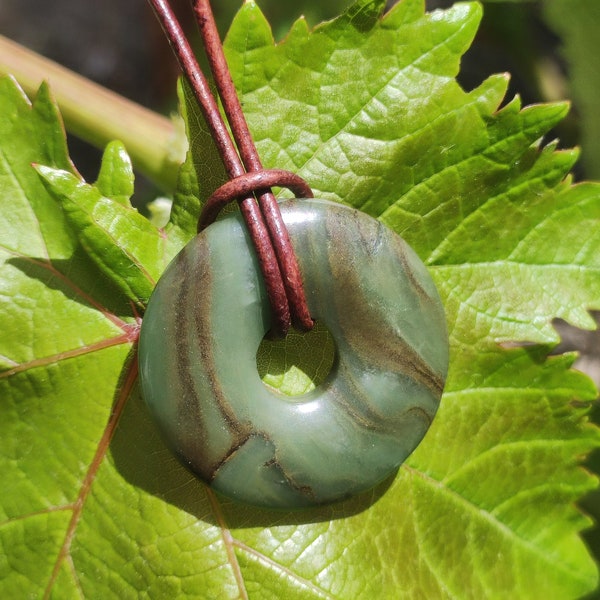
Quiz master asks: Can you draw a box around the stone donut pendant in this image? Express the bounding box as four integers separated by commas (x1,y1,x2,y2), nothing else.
138,198,448,509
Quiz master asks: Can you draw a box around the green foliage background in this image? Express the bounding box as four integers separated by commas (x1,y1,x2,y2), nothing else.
1,0,600,598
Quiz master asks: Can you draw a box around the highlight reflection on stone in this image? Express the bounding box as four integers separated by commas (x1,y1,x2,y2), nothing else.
139,199,448,508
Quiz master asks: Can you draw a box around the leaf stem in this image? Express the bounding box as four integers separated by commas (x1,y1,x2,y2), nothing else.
0,34,181,192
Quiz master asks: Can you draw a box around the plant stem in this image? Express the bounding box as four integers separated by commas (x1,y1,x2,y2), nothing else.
0,34,180,192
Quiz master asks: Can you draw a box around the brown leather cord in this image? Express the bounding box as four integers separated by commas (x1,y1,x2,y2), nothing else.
148,0,315,335
198,170,314,231
193,0,313,331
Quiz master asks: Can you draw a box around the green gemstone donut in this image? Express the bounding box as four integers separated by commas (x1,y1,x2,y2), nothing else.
138,199,448,508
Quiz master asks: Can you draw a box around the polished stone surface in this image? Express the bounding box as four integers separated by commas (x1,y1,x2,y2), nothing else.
139,199,448,508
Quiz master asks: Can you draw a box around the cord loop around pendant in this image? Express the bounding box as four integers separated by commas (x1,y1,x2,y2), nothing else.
149,0,314,334
198,169,314,231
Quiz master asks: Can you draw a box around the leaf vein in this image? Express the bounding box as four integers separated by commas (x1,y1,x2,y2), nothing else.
407,465,593,585
0,246,131,331
0,329,138,379
232,539,336,600
42,356,138,599
206,490,249,600
442,438,591,485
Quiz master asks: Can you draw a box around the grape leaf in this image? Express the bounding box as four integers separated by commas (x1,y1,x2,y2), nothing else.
35,164,161,307
1,1,599,599
94,140,135,206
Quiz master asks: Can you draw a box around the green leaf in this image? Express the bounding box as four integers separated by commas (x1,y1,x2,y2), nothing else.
36,161,166,308
1,0,599,598
0,77,75,258
168,79,229,246
0,76,140,595
94,140,135,206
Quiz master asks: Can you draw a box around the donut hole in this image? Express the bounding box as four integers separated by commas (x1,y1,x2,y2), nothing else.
256,319,336,397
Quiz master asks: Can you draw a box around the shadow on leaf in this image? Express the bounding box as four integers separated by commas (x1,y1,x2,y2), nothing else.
110,372,395,528
8,251,134,320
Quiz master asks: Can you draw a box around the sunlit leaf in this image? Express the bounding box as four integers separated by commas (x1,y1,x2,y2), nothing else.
1,1,598,597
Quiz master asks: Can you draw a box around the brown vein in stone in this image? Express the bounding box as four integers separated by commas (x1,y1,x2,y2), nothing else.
172,253,218,480
328,360,433,437
264,455,318,502
396,239,436,303
208,431,255,482
325,210,444,397
336,265,444,396
405,405,434,427
327,367,392,432
173,245,252,480
43,354,139,599
190,267,239,428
